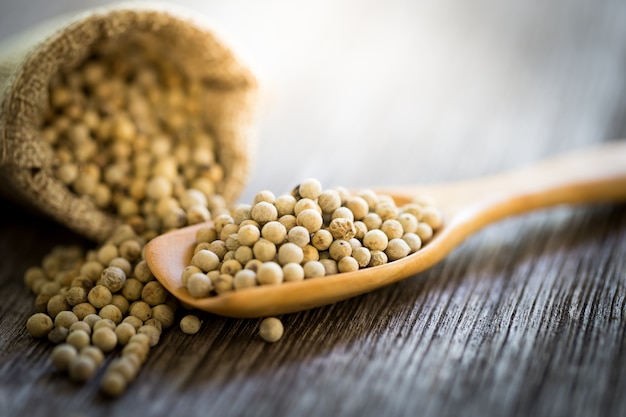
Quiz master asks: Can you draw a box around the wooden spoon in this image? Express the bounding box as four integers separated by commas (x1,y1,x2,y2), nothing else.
144,140,626,318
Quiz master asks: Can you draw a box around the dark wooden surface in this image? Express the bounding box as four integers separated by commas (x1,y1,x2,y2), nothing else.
1,1,626,416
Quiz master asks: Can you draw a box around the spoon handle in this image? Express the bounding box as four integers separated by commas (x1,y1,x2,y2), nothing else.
385,140,626,249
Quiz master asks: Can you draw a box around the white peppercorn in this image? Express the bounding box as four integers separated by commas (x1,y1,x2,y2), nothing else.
115,322,137,345
287,226,311,248
363,229,389,251
69,321,92,335
317,189,342,213
27,313,53,338
121,315,143,331
39,281,61,296
196,226,218,244
191,249,220,272
329,239,352,261
293,197,321,216
421,206,444,229
111,294,130,315
220,223,240,242
152,304,175,329
48,327,69,344
133,260,154,283
233,269,258,290
381,219,404,240
119,278,143,302
375,201,398,221
251,201,278,224
282,263,305,282
141,281,168,306
221,259,243,276
92,327,118,353
298,178,323,200
231,203,252,224
223,250,237,261
261,221,287,244
214,274,234,294
259,317,284,343
253,190,276,205
278,214,297,230
108,356,139,382
51,343,77,371
369,250,388,267
329,218,356,240
353,221,367,240
320,258,339,275
303,261,326,278
137,325,161,347
47,294,70,318
357,188,380,208
397,213,419,234
235,246,254,266
82,313,102,329
302,245,320,262
252,238,277,262
297,209,323,233
331,206,354,222
97,244,119,265
99,304,123,324
80,346,105,366
129,301,152,322
277,242,304,265
187,272,213,298
23,266,46,292
34,294,52,314
101,370,127,397
274,194,297,217
416,222,434,242
311,229,333,251
54,310,79,329
88,285,113,309
66,329,91,350
118,239,142,261
338,256,359,273
65,286,88,306
73,303,97,320
353,247,372,268
180,266,202,287
180,314,202,335
257,262,284,285
238,224,261,246
187,204,211,224
101,266,127,292
68,354,98,383
403,231,423,253
93,319,116,332
80,261,104,282
345,196,369,220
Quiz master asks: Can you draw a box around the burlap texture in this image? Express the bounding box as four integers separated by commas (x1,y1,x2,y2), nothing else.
0,4,257,242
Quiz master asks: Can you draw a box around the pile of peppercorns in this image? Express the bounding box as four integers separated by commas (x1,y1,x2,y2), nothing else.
182,177,442,296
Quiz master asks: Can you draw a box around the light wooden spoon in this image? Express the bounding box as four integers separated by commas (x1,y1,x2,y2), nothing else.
144,140,626,318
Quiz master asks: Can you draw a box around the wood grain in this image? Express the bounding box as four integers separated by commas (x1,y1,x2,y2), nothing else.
1,1,626,417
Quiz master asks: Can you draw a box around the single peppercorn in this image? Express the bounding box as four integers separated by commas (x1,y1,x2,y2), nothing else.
259,317,284,343
180,314,202,335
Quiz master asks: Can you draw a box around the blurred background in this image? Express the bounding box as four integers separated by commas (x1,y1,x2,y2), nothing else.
2,0,625,201
2,3,626,416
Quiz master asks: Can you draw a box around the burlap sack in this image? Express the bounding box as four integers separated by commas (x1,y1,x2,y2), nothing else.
0,3,257,242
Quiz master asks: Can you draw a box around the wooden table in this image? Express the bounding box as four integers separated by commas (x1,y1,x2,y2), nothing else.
1,1,625,416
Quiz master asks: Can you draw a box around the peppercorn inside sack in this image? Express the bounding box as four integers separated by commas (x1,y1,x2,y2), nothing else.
0,5,257,242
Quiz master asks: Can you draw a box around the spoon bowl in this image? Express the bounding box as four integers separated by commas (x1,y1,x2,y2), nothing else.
144,140,626,318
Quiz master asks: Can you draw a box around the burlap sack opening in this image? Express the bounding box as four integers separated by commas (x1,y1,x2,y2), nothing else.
0,6,257,242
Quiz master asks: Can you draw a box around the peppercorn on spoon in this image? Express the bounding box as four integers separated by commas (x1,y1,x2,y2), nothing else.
144,140,626,318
